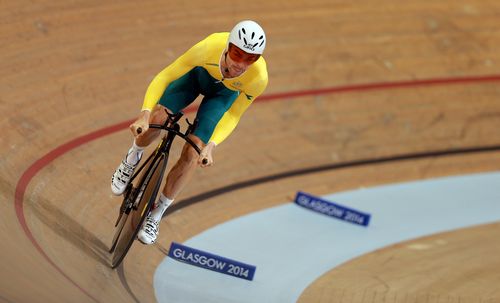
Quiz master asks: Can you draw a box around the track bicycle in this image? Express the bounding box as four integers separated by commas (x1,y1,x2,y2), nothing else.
109,110,205,268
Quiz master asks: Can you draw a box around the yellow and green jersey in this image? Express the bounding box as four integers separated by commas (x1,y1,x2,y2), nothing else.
141,32,268,145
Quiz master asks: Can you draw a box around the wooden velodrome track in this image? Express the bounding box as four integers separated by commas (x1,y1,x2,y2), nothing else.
2,0,500,302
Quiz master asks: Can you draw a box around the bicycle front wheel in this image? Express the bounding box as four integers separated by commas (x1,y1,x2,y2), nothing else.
110,153,167,268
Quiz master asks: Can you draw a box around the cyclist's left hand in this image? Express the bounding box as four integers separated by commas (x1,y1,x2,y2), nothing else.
199,142,216,167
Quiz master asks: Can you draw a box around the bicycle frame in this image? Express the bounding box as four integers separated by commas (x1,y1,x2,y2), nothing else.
110,111,202,268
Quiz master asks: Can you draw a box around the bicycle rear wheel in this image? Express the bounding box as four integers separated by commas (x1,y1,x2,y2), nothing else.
110,153,167,268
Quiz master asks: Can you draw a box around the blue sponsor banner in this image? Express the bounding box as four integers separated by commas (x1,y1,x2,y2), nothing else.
168,242,256,281
295,191,371,227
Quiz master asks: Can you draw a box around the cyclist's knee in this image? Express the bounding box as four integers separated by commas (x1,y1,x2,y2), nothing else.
179,145,198,165
179,136,204,166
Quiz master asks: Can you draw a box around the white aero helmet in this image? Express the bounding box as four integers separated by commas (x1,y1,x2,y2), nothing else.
228,20,266,55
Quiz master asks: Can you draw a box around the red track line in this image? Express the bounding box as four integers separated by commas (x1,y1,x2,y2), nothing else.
257,74,500,101
13,74,500,301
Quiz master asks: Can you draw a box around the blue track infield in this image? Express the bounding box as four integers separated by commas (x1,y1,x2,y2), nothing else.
154,172,500,303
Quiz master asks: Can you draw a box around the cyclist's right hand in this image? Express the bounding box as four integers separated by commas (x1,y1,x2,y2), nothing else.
130,110,151,137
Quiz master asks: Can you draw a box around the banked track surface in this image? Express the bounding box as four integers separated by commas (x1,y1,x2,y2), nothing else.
2,1,500,302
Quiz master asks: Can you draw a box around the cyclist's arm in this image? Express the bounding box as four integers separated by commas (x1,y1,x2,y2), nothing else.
141,37,208,112
208,77,268,145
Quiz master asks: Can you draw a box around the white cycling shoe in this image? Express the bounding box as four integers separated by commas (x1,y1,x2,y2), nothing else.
137,213,160,245
111,151,141,196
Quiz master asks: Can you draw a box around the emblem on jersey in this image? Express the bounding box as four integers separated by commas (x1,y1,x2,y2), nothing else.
231,81,242,88
245,93,253,100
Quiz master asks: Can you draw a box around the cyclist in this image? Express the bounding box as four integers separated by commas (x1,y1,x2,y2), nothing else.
111,20,268,244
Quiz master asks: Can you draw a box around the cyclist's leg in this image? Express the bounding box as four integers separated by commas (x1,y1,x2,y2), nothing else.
162,134,205,200
149,69,208,200
112,69,200,195
160,89,239,201
137,134,203,244
138,84,238,243
111,105,172,195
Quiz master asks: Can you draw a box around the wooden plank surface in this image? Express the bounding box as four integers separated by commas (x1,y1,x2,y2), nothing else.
1,0,500,302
